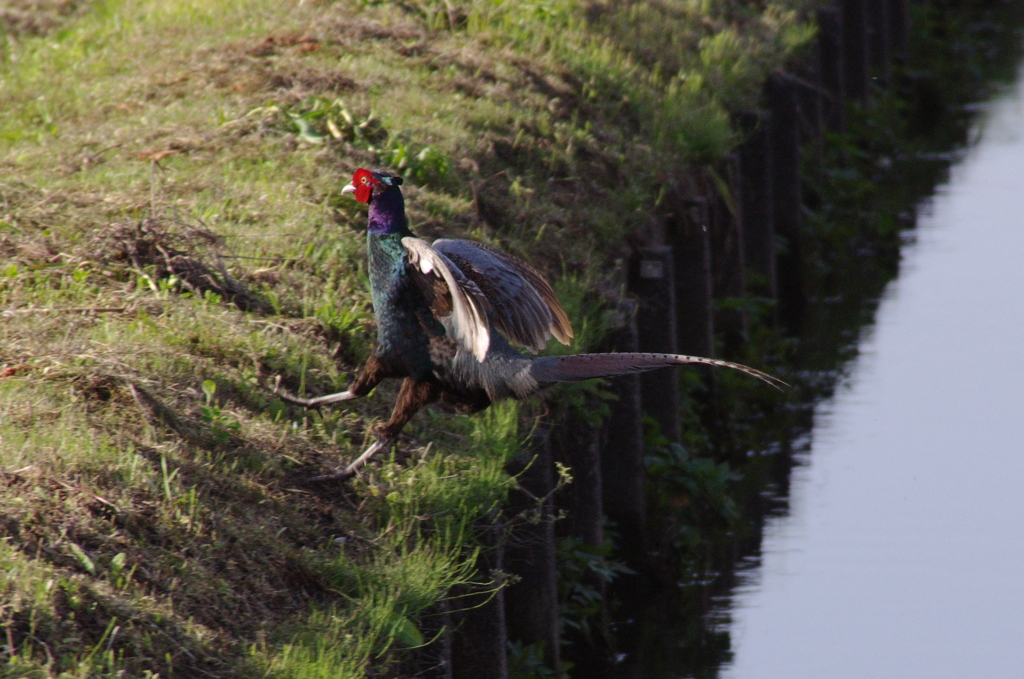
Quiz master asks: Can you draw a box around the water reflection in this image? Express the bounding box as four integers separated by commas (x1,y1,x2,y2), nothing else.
721,63,1024,679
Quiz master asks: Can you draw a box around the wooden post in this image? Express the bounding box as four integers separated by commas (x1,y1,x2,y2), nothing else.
503,429,560,672
551,402,603,550
412,599,453,679
598,303,647,574
867,0,891,84
841,0,869,103
766,74,806,332
795,38,824,154
737,112,777,306
450,522,508,679
550,391,607,674
889,0,910,63
818,6,846,134
665,195,714,358
709,158,748,356
629,246,681,443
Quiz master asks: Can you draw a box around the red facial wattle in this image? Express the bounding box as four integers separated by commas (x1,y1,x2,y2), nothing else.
352,168,377,204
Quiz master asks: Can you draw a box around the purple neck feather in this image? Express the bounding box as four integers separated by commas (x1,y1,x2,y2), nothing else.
367,187,409,235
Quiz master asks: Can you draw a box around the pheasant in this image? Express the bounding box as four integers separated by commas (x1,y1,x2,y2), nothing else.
275,168,783,479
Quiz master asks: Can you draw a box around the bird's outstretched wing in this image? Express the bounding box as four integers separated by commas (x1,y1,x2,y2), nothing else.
431,238,574,353
402,237,491,362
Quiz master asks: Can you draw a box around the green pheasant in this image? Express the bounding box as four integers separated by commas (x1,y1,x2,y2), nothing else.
276,168,783,478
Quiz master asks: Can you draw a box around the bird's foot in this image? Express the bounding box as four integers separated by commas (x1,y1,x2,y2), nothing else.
273,375,358,409
309,439,391,482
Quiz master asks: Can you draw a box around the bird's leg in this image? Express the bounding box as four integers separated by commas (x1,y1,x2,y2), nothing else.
310,378,440,481
274,354,388,409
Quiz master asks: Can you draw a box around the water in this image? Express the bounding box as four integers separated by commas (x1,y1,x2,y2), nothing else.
720,65,1024,678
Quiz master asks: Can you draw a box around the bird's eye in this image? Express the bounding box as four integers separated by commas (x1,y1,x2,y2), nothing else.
361,177,369,184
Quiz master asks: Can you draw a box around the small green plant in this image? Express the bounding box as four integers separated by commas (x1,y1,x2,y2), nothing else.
646,443,740,557
508,640,562,679
279,96,454,187
556,536,630,640
313,298,372,339
384,141,452,187
273,96,388,149
68,541,97,576
198,379,241,444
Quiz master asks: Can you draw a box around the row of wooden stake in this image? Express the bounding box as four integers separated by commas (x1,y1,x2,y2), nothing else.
432,0,913,676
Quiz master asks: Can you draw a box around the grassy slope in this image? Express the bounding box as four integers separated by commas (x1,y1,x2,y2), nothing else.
0,0,811,676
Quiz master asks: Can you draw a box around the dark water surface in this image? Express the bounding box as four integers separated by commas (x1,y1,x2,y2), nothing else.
720,64,1024,678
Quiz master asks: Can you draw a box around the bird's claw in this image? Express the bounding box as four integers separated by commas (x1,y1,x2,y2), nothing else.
272,375,305,405
272,375,357,410
308,438,391,483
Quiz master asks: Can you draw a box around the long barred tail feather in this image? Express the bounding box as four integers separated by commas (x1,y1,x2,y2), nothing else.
529,352,787,390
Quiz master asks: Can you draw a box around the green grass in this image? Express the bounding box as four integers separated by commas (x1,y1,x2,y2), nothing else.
0,0,813,676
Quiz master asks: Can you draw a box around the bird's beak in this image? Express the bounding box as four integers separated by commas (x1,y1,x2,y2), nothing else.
341,182,356,196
